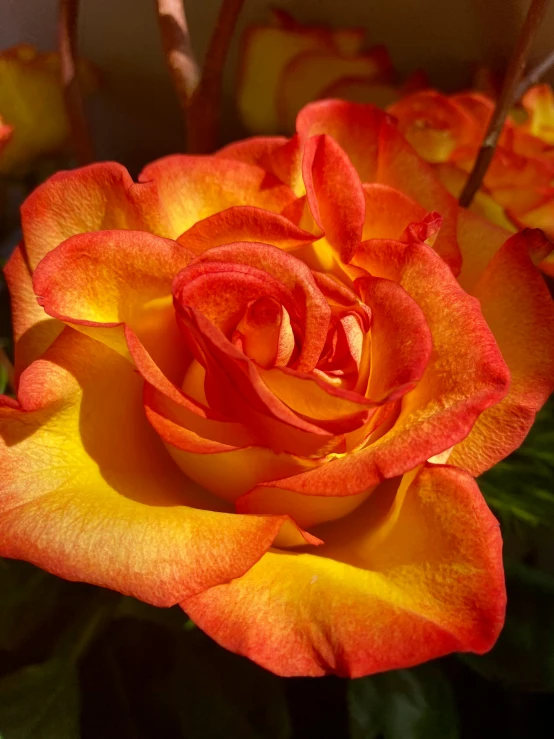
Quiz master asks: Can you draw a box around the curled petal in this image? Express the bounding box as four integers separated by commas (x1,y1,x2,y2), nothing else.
177,206,316,254
302,134,365,263
146,383,325,504
185,241,331,372
355,275,433,402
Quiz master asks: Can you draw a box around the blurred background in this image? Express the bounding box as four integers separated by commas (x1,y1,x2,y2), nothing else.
3,0,554,172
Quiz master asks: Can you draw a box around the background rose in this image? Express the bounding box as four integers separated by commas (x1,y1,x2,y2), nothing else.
237,9,411,135
0,44,98,175
389,86,554,276
2,100,553,677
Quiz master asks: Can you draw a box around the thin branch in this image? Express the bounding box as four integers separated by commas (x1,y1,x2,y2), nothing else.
186,0,246,153
58,0,94,165
514,48,554,100
155,0,200,119
459,0,552,207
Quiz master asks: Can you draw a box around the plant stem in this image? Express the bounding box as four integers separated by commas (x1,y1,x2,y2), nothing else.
186,0,246,153
514,48,554,100
155,0,200,125
459,0,551,207
58,0,94,165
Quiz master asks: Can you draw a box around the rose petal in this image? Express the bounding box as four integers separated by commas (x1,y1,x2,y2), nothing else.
183,464,505,677
33,230,193,380
177,206,316,254
449,229,554,474
302,134,365,263
355,275,433,402
3,244,62,383
139,155,296,238
21,162,168,271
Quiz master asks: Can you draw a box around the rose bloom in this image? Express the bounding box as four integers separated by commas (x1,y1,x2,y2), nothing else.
0,45,97,175
238,9,400,134
389,85,554,276
2,100,554,677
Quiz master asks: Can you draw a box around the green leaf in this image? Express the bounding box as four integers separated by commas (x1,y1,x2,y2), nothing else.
461,562,554,691
114,595,191,632
0,560,63,652
348,663,459,739
0,659,80,739
167,629,291,739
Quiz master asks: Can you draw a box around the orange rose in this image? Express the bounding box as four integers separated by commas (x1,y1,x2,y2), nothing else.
0,44,98,175
237,9,397,134
2,100,554,677
388,86,554,275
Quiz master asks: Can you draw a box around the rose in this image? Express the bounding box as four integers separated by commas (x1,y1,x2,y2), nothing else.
388,86,554,276
2,100,554,677
238,9,397,134
0,45,98,175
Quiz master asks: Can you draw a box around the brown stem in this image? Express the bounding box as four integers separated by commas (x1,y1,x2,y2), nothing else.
514,48,554,100
186,0,245,153
155,0,200,122
58,0,94,165
459,0,551,207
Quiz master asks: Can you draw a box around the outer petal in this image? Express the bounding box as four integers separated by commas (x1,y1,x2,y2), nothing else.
12,163,168,374
183,464,505,677
33,230,193,379
3,245,62,383
0,329,318,605
139,155,296,238
21,162,168,271
376,113,461,272
453,208,512,293
449,229,554,474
